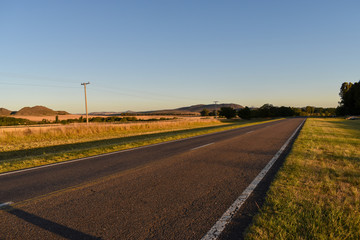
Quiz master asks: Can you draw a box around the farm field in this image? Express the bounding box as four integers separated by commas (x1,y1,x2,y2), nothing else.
0,115,200,132
8,114,195,122
245,118,360,239
9,114,84,122
0,117,281,173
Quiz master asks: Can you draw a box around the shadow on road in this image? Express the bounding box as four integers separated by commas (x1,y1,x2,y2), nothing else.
2,206,101,240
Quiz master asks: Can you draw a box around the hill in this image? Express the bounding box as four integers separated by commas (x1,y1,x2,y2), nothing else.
139,103,243,115
140,109,200,115
176,103,243,112
0,108,11,116
89,110,136,116
15,106,69,116
89,103,244,116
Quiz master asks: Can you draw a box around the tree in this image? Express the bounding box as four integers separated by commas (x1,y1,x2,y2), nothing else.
238,107,251,119
278,106,295,117
258,104,275,117
339,82,353,101
200,109,209,116
219,107,237,119
339,80,360,115
209,110,217,116
250,104,297,117
305,106,315,115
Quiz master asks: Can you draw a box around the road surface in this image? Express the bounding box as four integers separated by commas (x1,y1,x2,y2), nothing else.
0,118,304,239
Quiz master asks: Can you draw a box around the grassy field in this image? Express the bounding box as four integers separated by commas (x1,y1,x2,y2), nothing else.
0,118,281,173
245,118,360,239
0,118,221,152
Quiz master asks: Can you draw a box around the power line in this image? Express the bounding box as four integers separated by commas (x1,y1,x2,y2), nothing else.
94,86,211,102
0,72,213,102
0,81,78,89
0,72,78,84
0,80,213,103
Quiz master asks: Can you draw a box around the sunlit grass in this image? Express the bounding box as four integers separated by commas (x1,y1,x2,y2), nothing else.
245,118,360,240
0,118,281,173
0,118,222,152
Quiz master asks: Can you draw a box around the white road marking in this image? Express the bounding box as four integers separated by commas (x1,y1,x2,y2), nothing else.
201,119,306,240
245,130,254,134
0,201,13,209
191,143,214,151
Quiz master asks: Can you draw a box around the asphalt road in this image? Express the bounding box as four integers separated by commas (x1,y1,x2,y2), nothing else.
0,118,304,239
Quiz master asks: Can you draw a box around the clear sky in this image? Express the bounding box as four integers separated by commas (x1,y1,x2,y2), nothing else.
1,1,359,113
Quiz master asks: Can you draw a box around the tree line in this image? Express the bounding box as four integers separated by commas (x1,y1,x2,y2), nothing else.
54,116,177,124
0,116,34,126
200,79,360,120
200,104,336,119
0,115,179,126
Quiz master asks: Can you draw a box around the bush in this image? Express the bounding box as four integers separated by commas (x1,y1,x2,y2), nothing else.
0,116,34,126
238,107,251,119
200,109,210,116
219,107,237,119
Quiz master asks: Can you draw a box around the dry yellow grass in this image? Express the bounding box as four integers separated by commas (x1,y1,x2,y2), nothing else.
9,114,83,122
0,117,222,152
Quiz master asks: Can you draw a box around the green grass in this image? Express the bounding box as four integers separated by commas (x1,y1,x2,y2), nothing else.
245,118,360,240
0,118,281,173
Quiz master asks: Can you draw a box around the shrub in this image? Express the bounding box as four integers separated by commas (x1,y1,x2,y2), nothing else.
219,107,237,119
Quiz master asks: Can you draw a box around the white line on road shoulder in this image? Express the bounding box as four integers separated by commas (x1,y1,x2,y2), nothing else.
0,202,13,209
191,143,214,151
201,119,306,240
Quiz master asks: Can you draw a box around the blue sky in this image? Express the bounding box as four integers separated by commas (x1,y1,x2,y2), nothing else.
1,1,359,113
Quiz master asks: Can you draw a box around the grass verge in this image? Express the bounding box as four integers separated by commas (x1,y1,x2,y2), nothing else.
245,118,360,239
0,118,281,173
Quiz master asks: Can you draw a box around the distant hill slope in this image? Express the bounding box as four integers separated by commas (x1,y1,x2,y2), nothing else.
90,103,244,115
0,108,11,116
140,109,200,115
139,103,243,115
176,103,243,112
15,106,69,116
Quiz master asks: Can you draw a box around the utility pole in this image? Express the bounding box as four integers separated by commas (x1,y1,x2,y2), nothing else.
81,82,90,125
214,101,218,119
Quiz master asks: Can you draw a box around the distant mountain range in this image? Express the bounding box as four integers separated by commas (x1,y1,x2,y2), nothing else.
175,103,243,112
0,106,69,116
90,103,244,116
0,103,243,117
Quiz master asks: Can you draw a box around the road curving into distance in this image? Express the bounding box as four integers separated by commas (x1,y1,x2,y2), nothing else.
0,118,305,239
